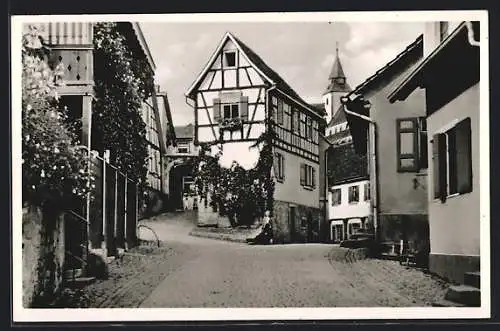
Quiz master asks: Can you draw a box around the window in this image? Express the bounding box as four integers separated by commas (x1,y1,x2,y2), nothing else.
300,113,306,137
331,188,341,206
306,117,313,140
364,183,370,201
348,185,359,204
177,142,190,154
397,117,428,172
223,103,239,119
274,152,285,182
292,109,300,134
284,103,291,129
277,99,284,125
432,118,472,202
300,163,316,189
223,51,236,68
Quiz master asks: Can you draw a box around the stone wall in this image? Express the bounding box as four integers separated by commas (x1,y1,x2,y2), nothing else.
273,200,321,244
22,205,66,307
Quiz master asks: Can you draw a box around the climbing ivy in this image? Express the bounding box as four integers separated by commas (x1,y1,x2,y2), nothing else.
92,22,156,202
193,128,276,227
22,25,93,209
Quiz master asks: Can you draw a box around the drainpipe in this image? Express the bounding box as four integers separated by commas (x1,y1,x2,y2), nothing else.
342,104,379,243
465,21,480,47
265,84,277,215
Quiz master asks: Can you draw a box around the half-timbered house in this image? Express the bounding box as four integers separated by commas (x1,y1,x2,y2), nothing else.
186,32,326,243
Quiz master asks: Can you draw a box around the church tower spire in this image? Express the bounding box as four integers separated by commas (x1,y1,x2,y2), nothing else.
322,42,352,122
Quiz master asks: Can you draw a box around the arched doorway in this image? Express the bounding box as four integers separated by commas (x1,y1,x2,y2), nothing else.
169,163,195,211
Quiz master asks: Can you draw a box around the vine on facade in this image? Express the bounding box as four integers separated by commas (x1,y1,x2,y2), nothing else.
194,128,276,227
22,25,93,210
92,22,156,202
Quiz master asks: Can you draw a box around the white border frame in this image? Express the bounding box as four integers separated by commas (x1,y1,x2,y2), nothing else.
11,10,490,322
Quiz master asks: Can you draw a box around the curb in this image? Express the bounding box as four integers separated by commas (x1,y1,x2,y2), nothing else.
189,230,248,243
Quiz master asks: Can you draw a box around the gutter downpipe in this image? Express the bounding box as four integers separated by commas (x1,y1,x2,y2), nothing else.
266,84,277,215
319,132,333,243
465,21,480,47
342,105,379,243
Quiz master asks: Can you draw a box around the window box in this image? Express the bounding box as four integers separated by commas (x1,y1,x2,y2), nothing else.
219,117,243,131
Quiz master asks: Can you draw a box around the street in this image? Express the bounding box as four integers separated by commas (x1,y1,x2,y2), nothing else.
130,212,449,308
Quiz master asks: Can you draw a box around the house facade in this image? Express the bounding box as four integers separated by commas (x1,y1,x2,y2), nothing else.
185,32,326,243
389,21,481,284
342,34,429,254
322,48,370,243
141,84,176,216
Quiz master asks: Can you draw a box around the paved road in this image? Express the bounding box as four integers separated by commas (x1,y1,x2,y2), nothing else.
137,212,447,308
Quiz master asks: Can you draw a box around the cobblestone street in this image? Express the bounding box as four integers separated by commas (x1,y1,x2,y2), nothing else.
79,212,450,308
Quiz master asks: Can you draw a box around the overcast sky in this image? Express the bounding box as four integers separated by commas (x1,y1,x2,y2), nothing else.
140,21,424,127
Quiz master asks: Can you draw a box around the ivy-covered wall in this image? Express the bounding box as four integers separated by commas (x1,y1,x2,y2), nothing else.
328,142,368,185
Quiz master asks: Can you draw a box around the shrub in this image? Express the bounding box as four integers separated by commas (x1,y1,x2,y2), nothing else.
22,25,93,209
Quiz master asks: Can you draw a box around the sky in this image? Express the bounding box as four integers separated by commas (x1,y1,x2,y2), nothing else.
140,21,424,127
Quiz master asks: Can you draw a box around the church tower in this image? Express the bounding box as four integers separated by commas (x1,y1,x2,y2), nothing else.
322,43,351,122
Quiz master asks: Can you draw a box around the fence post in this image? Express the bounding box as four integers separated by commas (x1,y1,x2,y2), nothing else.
124,174,128,251
102,150,110,256
113,169,118,256
135,183,139,247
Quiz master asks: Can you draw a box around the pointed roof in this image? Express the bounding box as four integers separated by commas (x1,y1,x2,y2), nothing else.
327,105,347,128
186,32,325,118
324,43,352,94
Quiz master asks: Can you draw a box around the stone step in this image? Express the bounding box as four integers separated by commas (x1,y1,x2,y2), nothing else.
432,299,467,307
445,285,481,307
464,271,480,289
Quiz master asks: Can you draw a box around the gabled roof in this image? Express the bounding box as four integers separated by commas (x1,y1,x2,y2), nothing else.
185,32,324,118
327,105,347,128
388,21,479,103
347,34,423,98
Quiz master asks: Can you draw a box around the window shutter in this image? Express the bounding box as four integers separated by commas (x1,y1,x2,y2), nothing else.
456,118,473,194
240,95,249,121
273,153,279,179
277,100,284,125
437,133,447,202
432,135,442,200
300,163,305,186
312,167,316,188
213,98,221,122
281,154,285,181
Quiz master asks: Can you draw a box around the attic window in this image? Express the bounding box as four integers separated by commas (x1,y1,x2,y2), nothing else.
223,51,237,68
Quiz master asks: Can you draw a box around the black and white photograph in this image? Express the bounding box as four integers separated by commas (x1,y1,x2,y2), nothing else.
11,10,490,322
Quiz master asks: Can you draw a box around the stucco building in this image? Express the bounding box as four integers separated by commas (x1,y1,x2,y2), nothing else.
389,21,480,287
185,32,326,243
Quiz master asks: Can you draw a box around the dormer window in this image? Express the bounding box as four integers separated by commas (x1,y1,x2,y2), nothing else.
223,51,237,68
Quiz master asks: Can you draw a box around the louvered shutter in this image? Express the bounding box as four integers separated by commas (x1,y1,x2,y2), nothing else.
432,135,441,200
437,133,447,202
300,163,305,186
240,95,249,121
277,100,284,125
213,98,221,122
312,167,316,188
456,118,473,194
281,154,285,181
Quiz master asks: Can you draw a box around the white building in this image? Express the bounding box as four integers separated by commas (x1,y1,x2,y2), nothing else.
323,45,370,243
